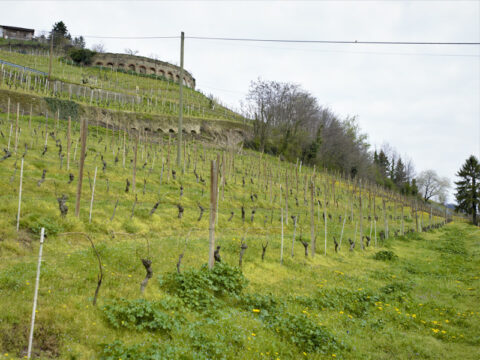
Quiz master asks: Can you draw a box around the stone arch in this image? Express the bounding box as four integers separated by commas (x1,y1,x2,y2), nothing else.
190,129,197,135
139,65,146,74
95,61,103,66
118,63,125,70
167,72,174,80
149,67,156,75
128,64,135,72
168,128,175,133
175,74,180,83
158,69,165,78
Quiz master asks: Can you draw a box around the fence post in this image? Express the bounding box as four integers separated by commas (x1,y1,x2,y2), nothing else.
27,227,45,359
16,157,24,231
208,160,218,269
89,166,98,223
67,116,71,170
280,207,284,264
75,118,87,217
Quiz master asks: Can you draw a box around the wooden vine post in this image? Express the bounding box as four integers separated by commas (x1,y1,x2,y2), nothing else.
208,160,218,269
359,181,364,249
324,182,327,256
310,177,315,257
75,118,88,217
14,103,19,153
132,131,138,193
67,116,71,170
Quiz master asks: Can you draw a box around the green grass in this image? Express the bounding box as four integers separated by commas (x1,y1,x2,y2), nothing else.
0,112,471,359
0,49,245,123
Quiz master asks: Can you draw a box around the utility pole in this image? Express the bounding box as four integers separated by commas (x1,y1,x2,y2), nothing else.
177,31,185,170
48,33,54,81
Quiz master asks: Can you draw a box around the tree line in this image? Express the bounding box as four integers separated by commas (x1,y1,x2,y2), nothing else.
243,78,420,195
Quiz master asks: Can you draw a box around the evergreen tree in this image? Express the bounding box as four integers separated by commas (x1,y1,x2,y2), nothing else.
377,150,390,178
394,158,407,187
49,21,71,48
455,155,480,225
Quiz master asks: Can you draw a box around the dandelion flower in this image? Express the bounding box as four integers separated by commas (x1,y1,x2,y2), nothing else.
252,309,260,313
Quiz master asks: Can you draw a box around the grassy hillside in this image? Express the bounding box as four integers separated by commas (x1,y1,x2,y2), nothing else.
0,49,245,123
0,111,475,360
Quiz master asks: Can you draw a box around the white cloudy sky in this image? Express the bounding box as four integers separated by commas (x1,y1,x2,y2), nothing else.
3,0,480,200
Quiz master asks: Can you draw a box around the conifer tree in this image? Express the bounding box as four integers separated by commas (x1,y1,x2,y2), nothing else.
455,155,480,225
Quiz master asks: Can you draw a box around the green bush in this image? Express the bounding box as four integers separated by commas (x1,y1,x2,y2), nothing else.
275,313,343,353
241,293,284,316
159,263,247,311
373,250,398,261
68,48,96,65
21,214,64,237
102,299,180,332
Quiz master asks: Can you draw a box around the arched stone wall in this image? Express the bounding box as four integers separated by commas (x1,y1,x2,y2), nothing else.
91,53,196,89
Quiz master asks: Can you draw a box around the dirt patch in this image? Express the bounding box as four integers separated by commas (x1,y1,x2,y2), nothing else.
0,322,61,358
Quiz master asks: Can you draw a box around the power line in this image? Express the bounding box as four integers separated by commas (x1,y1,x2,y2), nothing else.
72,33,480,46
186,36,480,46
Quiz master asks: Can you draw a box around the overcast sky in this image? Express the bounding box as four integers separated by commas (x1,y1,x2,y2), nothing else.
3,0,480,201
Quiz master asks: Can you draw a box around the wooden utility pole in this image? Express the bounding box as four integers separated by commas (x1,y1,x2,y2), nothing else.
177,31,185,169
75,118,88,217
208,160,218,269
48,33,53,81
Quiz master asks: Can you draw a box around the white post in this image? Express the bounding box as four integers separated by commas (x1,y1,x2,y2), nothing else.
374,220,377,247
89,166,97,223
280,207,284,264
16,158,24,231
27,227,45,359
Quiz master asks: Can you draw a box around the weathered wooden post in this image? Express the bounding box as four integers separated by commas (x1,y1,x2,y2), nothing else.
208,160,218,269
310,178,315,257
75,118,87,217
67,116,71,170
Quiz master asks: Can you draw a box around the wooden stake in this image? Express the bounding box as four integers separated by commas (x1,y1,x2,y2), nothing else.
280,207,284,264
75,118,87,217
132,131,138,193
66,116,71,170
14,103,19,153
16,158,24,232
208,160,218,269
310,178,315,257
89,167,97,223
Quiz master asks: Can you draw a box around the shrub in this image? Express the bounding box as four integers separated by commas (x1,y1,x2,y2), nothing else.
102,298,180,332
373,250,398,261
269,313,344,354
159,263,247,311
241,293,284,316
68,48,96,65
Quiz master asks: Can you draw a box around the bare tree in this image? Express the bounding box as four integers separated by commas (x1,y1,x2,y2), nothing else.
91,43,106,53
417,170,450,202
125,48,139,55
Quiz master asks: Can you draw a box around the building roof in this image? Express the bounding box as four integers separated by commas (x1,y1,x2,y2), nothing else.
0,25,35,33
